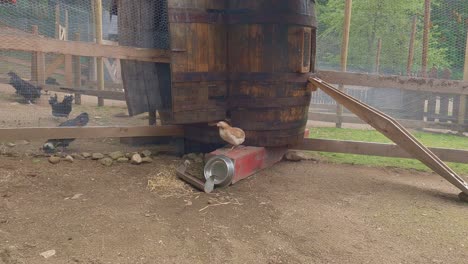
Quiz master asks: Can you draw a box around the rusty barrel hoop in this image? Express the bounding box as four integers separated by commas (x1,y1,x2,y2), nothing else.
228,0,316,147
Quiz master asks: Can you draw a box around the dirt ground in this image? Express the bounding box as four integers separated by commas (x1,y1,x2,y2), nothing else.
0,155,467,264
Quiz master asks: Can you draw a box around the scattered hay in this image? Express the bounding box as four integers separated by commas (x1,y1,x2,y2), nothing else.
147,163,194,198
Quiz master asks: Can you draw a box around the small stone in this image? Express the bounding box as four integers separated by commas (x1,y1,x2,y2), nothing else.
100,158,113,167
40,249,56,259
117,157,129,163
109,151,124,160
284,151,305,162
81,152,91,158
64,155,74,163
141,157,153,164
71,194,83,200
6,143,16,148
92,153,105,160
71,153,85,160
131,154,142,165
48,156,61,164
141,150,152,157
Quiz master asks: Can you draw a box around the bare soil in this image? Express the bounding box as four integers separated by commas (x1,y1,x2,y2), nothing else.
0,156,467,264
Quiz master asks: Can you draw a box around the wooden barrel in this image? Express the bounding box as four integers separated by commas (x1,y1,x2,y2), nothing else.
165,0,228,124
227,0,317,147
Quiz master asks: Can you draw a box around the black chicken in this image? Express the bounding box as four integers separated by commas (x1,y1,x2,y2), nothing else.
49,94,74,118
7,71,42,104
42,112,89,153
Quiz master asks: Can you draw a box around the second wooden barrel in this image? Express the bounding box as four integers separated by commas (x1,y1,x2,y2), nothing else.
227,0,317,147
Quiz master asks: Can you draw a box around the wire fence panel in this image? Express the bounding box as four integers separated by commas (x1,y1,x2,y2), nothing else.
314,0,468,130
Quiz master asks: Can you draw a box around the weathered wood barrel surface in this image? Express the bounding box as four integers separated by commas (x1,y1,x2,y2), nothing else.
227,0,317,147
166,0,228,124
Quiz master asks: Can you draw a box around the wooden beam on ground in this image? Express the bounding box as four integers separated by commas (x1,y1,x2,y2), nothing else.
0,126,184,141
295,138,468,164
316,70,468,95
0,34,171,63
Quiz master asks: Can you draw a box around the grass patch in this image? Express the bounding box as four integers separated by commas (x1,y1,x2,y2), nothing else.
309,127,468,175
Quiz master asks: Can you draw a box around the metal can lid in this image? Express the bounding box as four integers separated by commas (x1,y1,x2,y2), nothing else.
203,155,235,188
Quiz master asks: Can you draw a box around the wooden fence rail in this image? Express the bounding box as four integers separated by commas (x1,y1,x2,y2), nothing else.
316,70,468,95
0,126,184,141
295,138,468,164
0,34,170,63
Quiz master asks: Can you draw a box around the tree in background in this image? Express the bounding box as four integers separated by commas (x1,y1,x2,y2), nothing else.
432,0,468,79
316,0,459,76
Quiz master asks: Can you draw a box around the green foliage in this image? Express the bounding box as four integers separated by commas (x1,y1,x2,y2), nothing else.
316,0,465,76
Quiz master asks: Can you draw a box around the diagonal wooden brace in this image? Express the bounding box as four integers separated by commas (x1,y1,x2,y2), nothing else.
308,77,468,198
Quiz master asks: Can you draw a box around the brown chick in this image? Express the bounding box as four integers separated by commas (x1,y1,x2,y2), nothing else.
216,121,245,150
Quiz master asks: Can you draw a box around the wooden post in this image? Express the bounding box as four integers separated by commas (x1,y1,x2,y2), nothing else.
422,0,431,77
31,25,45,85
64,9,73,88
73,32,82,105
457,30,468,132
94,0,105,107
65,10,69,40
337,0,352,128
55,4,60,39
407,16,417,76
375,38,382,74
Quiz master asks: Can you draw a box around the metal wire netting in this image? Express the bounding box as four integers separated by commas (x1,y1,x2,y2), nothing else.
0,0,171,132
313,0,468,130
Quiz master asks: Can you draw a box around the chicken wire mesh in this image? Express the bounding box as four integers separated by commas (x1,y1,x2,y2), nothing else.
0,0,467,156
0,0,170,123
0,0,171,154
313,0,468,134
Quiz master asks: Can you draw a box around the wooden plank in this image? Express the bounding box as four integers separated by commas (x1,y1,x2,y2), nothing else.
309,111,466,131
0,126,184,141
43,84,125,101
0,34,171,63
316,70,468,95
295,138,468,164
73,32,82,105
